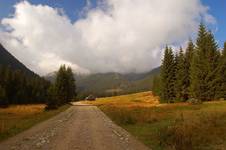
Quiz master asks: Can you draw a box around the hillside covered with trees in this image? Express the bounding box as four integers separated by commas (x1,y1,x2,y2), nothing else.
0,44,76,108
0,44,36,77
0,44,51,106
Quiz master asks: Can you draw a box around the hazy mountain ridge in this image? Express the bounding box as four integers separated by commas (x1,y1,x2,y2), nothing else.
45,67,160,99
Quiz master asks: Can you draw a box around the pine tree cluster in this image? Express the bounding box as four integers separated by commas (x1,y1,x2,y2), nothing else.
46,65,76,109
0,65,50,107
153,23,226,103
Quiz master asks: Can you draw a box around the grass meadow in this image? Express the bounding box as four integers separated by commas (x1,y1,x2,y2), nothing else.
87,92,226,150
0,104,69,141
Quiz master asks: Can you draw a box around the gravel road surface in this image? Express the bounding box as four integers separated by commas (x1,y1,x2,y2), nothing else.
0,102,150,150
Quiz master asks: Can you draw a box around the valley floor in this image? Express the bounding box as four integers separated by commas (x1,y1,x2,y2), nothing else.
0,102,149,150
88,92,226,150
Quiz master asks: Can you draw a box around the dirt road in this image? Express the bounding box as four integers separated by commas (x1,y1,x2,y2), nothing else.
0,103,150,150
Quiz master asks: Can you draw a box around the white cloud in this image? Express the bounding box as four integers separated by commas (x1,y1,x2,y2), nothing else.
0,0,215,75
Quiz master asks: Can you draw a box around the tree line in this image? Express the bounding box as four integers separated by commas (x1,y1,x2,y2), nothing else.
153,23,226,103
0,65,50,107
46,65,76,109
0,64,76,109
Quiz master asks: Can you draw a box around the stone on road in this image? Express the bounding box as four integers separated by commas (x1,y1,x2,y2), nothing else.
0,102,150,150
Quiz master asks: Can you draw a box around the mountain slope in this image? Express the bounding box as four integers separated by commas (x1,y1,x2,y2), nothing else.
76,67,160,98
45,67,160,99
0,44,36,76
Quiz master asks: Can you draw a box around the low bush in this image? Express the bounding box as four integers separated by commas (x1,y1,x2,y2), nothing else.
187,98,202,105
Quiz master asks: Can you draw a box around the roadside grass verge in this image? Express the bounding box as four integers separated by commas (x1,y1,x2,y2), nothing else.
88,92,226,150
0,104,70,141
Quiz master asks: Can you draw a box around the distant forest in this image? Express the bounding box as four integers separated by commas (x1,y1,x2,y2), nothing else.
153,23,226,103
0,43,77,108
0,65,50,106
0,65,76,109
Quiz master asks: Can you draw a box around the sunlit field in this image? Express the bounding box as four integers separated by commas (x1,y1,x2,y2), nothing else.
0,104,69,141
87,92,160,107
87,92,226,150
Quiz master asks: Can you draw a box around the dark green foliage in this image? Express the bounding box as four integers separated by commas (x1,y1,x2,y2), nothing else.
184,40,194,100
205,31,220,99
0,44,51,106
55,65,76,104
158,23,224,103
0,44,36,77
0,85,8,107
187,98,202,105
46,65,77,108
46,85,59,110
55,65,69,104
160,46,176,102
175,48,186,101
66,67,76,100
190,24,220,101
0,65,50,106
190,23,209,101
152,75,161,96
215,42,226,99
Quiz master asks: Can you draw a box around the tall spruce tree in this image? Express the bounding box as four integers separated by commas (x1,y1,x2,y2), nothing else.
46,84,59,109
184,39,194,100
0,85,8,107
66,67,76,100
152,75,161,96
190,23,220,101
190,23,209,101
215,42,226,99
175,47,186,101
205,31,220,99
55,65,76,105
160,46,176,103
55,65,69,104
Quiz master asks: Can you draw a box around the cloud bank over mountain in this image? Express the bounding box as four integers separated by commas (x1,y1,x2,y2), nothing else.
0,0,215,75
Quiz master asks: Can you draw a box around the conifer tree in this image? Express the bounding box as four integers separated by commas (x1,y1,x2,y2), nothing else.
160,46,169,102
215,42,226,99
160,46,176,102
0,65,49,105
46,84,59,110
175,47,186,101
205,31,220,99
152,75,161,96
184,39,194,100
66,67,76,100
55,65,68,104
190,23,220,101
55,65,76,105
0,85,8,107
190,23,209,101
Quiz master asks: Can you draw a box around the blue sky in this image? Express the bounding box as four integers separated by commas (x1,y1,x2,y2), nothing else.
0,0,225,47
0,0,92,21
0,0,225,74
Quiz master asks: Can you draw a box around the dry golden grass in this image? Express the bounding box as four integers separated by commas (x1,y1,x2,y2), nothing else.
0,105,45,132
0,104,69,141
86,91,160,108
86,92,226,149
0,104,45,115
